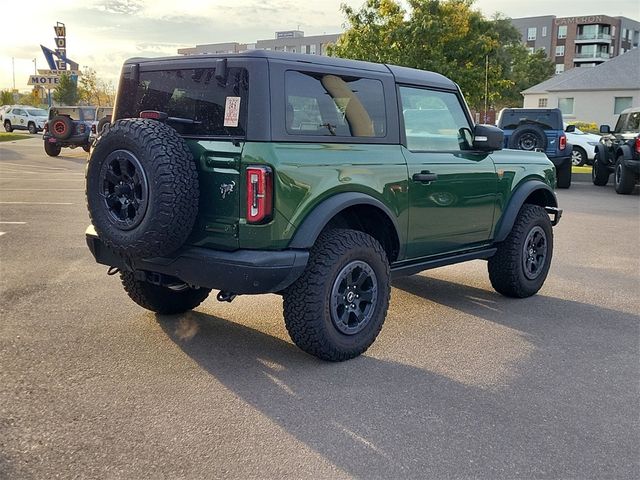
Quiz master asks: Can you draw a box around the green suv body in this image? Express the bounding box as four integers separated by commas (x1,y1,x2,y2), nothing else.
86,51,562,361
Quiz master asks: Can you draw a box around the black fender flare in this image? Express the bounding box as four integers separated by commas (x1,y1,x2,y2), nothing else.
616,145,632,163
494,180,557,242
288,192,404,258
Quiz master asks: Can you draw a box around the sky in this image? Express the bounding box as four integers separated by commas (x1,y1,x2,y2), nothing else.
2,0,639,91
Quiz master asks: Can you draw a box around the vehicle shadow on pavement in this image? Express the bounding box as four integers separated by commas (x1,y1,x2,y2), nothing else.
155,279,639,479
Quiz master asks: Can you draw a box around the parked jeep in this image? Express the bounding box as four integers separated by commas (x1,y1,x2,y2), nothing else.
85,52,562,361
43,106,96,156
497,108,572,189
592,106,640,194
89,107,113,144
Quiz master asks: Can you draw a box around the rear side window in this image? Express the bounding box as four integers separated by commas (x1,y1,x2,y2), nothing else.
498,111,562,130
285,71,386,138
118,67,248,137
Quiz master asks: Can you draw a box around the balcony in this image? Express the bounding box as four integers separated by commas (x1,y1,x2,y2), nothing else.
575,32,612,44
573,51,610,62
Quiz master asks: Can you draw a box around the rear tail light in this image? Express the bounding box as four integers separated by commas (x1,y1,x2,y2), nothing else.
559,134,567,150
635,137,640,155
246,166,273,224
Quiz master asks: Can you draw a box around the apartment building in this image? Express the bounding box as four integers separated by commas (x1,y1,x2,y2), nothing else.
178,31,341,56
510,15,640,74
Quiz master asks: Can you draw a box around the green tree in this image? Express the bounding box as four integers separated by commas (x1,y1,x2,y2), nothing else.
1,90,14,105
329,0,554,110
53,73,79,105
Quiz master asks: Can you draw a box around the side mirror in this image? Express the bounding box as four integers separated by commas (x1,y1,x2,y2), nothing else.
473,124,503,151
565,124,576,133
599,125,611,134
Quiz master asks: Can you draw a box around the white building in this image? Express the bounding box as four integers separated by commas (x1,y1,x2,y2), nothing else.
522,48,640,126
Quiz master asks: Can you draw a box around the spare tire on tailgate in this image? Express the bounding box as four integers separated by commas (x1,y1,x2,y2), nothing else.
86,118,199,259
50,115,73,140
508,124,548,152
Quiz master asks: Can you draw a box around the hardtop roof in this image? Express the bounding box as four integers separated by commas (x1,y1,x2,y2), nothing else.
123,50,458,90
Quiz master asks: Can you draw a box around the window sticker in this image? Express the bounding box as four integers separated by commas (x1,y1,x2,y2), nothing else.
224,96,241,127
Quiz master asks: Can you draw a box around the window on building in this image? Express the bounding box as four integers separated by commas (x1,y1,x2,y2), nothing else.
285,71,386,138
555,64,565,74
558,97,574,115
614,97,633,114
527,27,537,40
555,45,565,56
558,25,567,39
527,47,535,54
538,98,548,107
310,44,316,54
612,26,616,37
622,28,627,40
300,45,308,54
542,26,547,37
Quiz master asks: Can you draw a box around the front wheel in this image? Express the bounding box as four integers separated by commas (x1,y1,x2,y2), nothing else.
488,204,553,298
282,229,390,361
592,154,610,186
614,157,636,194
120,271,211,314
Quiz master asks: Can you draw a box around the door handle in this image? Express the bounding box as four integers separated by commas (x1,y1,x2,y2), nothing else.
412,171,438,183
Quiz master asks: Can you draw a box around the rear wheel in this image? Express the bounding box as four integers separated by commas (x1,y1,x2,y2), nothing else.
488,204,553,298
592,154,610,186
4,120,12,132
282,229,390,361
614,156,636,194
120,271,211,314
556,162,572,189
28,122,37,134
571,146,586,166
44,141,61,157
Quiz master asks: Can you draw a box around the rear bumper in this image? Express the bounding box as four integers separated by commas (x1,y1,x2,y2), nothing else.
44,134,90,146
86,228,309,295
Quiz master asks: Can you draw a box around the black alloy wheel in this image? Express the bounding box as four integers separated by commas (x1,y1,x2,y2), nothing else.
521,226,548,280
330,260,379,335
99,149,149,230
518,132,541,151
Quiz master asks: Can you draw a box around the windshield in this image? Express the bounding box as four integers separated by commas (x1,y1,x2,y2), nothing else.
27,108,47,116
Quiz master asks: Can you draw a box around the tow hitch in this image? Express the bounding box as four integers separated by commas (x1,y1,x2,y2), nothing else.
216,291,237,303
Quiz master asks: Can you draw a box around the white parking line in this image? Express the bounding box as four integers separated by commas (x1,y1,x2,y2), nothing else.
0,178,84,181
0,221,27,224
0,162,69,171
0,232,5,236
0,202,74,205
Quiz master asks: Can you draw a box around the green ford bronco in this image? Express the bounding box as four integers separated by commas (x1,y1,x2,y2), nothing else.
86,51,562,361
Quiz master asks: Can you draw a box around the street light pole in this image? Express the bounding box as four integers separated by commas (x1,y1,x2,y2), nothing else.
12,57,16,89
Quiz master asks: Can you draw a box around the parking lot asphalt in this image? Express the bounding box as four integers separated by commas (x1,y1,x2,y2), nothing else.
1,136,639,479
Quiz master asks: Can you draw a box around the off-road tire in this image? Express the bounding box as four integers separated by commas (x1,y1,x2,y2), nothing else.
50,115,73,140
614,156,636,194
44,141,61,157
571,146,586,166
488,204,553,298
86,119,199,259
592,154,610,186
4,120,12,132
28,122,37,134
556,162,572,189
120,271,210,314
508,124,548,151
282,229,390,362
97,116,110,133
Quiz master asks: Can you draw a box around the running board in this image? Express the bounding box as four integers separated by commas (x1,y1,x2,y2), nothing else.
390,248,497,279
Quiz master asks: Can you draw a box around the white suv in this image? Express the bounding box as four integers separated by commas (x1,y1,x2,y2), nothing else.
564,123,602,166
3,106,48,134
